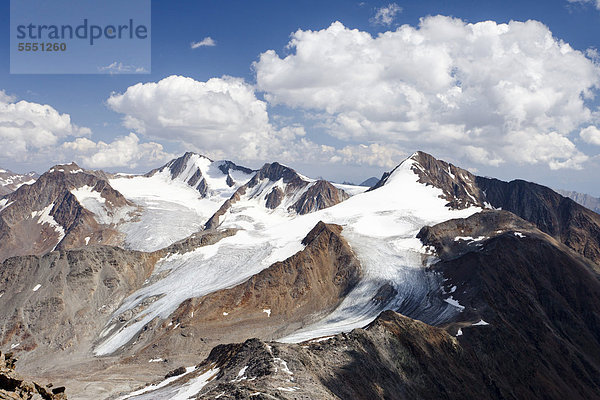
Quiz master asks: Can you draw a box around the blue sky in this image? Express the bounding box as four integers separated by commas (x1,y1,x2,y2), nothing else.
1,0,600,195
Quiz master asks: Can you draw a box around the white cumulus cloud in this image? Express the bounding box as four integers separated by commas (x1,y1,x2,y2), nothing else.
580,125,600,145
62,133,174,168
254,17,600,169
191,37,216,48
0,92,91,161
106,75,305,162
371,3,402,25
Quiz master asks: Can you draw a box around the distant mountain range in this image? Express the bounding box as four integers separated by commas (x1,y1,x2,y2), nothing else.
0,151,599,399
556,189,600,214
0,168,37,196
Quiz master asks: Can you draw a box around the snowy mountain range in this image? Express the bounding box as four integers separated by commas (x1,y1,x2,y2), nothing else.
0,151,599,400
0,169,37,196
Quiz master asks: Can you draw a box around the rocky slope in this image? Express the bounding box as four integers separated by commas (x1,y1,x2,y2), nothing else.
0,169,37,197
0,163,136,263
0,351,66,399
0,246,158,370
422,210,600,399
0,228,236,400
477,176,600,265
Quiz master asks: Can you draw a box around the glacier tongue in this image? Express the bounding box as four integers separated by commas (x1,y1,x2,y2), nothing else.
95,156,480,355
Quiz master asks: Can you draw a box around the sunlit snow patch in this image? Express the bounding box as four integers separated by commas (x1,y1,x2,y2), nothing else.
31,203,65,250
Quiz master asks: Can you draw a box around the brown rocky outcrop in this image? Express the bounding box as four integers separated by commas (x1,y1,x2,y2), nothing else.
290,180,350,214
0,163,135,263
0,351,66,399
130,222,361,361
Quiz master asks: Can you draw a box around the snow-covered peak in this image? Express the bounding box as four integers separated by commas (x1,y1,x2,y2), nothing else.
371,151,487,210
147,152,254,197
204,163,351,229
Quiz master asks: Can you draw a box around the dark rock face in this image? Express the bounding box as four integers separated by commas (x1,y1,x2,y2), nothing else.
421,210,600,399
290,180,350,215
203,186,247,230
145,152,254,197
156,229,237,257
264,187,284,209
217,160,254,176
0,351,66,399
164,366,186,379
417,209,536,259
0,163,133,263
248,162,303,186
359,177,379,188
476,176,600,266
204,163,350,229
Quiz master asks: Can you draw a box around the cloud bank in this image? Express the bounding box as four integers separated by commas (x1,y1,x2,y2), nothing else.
255,16,600,169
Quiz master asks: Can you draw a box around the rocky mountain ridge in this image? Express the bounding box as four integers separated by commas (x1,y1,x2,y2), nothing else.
204,162,349,229
0,151,599,399
0,163,136,263
0,169,38,197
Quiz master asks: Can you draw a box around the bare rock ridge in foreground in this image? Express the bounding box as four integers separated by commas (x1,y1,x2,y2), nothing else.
0,351,66,399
